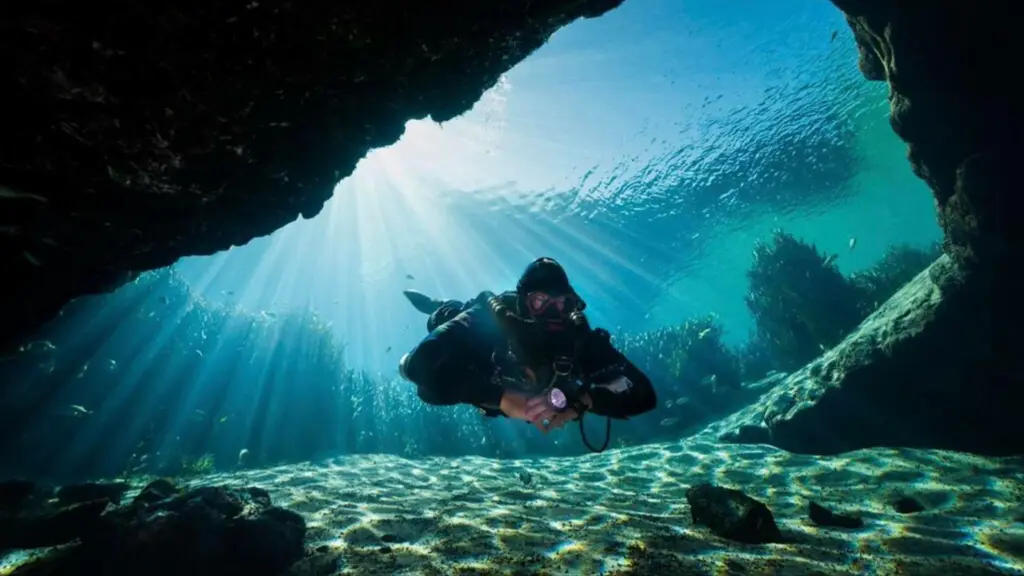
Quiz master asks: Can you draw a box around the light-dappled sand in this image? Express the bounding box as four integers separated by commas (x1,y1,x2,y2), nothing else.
166,438,1024,575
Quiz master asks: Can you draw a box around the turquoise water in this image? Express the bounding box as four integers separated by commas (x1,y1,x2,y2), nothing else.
175,0,939,368
8,3,1024,574
0,0,942,477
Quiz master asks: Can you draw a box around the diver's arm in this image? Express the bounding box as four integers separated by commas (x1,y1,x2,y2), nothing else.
578,330,657,419
400,303,505,408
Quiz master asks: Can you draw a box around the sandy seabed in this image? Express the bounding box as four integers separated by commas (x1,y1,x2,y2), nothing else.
3,438,1022,575
186,438,1024,575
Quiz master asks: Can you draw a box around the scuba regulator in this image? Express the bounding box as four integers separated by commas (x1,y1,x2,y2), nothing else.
491,299,613,453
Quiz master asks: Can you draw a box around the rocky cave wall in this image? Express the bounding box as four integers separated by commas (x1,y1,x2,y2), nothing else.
709,1,1023,456
837,0,1019,273
5,0,1021,456
838,0,1021,448
0,0,623,351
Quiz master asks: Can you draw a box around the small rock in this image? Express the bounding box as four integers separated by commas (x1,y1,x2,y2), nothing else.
379,546,392,554
8,484,307,576
380,533,397,543
685,483,782,544
132,478,179,506
808,501,864,528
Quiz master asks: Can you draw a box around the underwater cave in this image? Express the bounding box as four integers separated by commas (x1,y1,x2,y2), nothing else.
1,0,1021,574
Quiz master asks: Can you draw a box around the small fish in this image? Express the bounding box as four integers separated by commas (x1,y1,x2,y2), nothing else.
223,290,235,296
194,349,204,358
823,254,838,266
262,311,276,318
830,30,838,42
107,359,117,371
660,417,679,427
159,295,169,305
699,374,719,394
848,237,857,250
405,274,415,280
697,328,712,339
63,404,92,417
385,345,392,353
218,415,229,423
665,399,674,408
22,340,56,352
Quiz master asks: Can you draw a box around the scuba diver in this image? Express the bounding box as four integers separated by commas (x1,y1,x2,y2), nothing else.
398,257,656,452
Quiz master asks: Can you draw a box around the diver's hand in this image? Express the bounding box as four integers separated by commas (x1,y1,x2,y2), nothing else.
513,392,593,434
499,390,538,421
523,394,555,423
500,390,556,433
541,410,577,433
536,393,592,433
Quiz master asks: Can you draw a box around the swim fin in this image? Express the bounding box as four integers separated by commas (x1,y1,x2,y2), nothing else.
402,289,443,315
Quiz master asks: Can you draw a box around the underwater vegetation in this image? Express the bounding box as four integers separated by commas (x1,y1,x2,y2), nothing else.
745,230,867,372
0,235,940,481
745,230,941,372
850,241,944,315
617,314,741,397
614,232,941,436
0,269,352,482
614,315,747,437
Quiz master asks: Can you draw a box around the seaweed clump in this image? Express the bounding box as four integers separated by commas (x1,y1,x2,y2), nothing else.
181,453,216,476
745,230,865,371
617,314,742,399
0,269,353,481
613,314,751,437
851,242,942,314
736,332,779,383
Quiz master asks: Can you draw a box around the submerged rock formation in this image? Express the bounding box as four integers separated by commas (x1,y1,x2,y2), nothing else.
2,479,305,576
0,0,623,351
837,1,1019,273
713,256,1023,455
713,3,1023,455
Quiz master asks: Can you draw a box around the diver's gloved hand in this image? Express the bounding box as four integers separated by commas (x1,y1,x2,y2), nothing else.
403,289,444,315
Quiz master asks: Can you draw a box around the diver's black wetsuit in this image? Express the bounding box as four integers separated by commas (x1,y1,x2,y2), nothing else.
402,291,657,419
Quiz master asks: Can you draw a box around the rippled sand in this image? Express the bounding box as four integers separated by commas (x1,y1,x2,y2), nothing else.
173,439,1024,575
